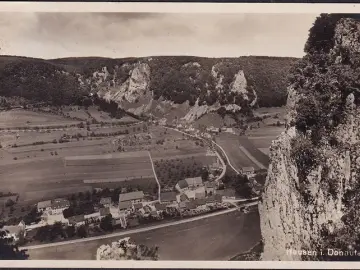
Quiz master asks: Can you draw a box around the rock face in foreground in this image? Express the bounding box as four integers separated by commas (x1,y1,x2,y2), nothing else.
259,15,360,261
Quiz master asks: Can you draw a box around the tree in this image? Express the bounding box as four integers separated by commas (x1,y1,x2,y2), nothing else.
65,226,76,238
100,214,113,232
234,174,254,199
0,224,28,259
5,199,15,207
76,225,88,238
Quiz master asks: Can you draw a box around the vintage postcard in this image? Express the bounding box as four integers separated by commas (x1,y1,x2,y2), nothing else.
0,2,360,269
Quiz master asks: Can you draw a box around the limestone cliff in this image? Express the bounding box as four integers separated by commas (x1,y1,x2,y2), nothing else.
259,15,360,261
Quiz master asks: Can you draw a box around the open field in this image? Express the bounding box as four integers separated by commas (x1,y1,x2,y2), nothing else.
0,150,157,203
246,126,284,156
0,109,80,129
238,136,270,168
253,106,286,118
217,133,259,171
27,210,261,260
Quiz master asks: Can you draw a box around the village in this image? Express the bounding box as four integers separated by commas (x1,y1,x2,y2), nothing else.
1,168,258,246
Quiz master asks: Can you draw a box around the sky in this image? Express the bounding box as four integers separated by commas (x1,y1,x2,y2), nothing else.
0,13,318,59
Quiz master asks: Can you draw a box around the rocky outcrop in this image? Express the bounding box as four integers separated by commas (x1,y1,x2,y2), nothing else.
259,15,360,261
96,237,159,261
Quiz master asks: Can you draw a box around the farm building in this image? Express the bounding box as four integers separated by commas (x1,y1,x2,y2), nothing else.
175,180,189,192
242,166,255,176
119,191,144,204
185,177,203,188
100,197,112,208
160,192,177,204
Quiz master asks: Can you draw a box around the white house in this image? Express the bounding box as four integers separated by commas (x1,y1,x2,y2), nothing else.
37,198,70,215
2,221,26,242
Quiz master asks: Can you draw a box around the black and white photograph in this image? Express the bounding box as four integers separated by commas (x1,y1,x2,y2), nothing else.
0,4,359,266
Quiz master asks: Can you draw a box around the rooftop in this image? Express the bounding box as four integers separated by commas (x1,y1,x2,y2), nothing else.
119,191,144,202
154,203,167,211
37,200,52,209
51,198,70,209
2,225,24,235
177,179,189,189
118,201,132,210
185,177,203,186
160,192,177,202
133,203,143,210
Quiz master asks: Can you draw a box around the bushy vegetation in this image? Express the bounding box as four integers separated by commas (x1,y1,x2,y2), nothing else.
0,55,296,110
286,14,360,260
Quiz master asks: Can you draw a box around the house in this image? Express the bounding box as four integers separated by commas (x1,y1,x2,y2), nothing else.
195,186,206,199
119,191,144,204
100,197,112,208
185,177,203,188
217,189,236,200
37,198,70,215
205,182,216,196
37,200,52,212
48,198,70,215
175,179,189,192
119,201,133,212
68,215,85,227
160,192,177,204
2,221,26,242
242,166,255,177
